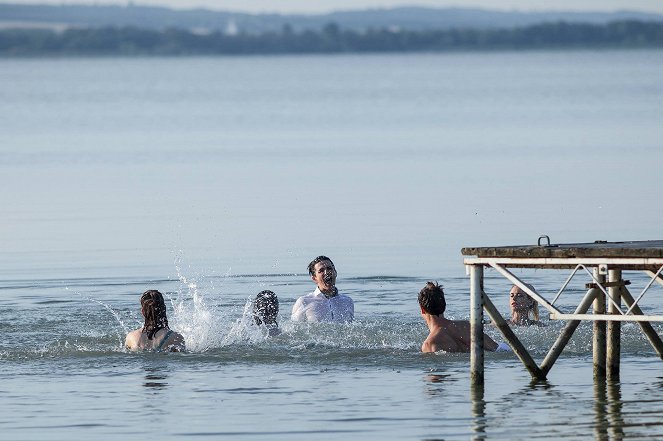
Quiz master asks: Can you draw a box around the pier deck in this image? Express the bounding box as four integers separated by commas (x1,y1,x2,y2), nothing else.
461,238,663,384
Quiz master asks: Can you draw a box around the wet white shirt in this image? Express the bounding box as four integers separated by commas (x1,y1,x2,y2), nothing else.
291,287,354,322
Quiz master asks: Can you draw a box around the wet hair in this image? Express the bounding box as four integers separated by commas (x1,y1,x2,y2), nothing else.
140,290,169,340
531,303,540,321
418,281,446,316
510,285,540,322
253,290,279,326
308,256,334,276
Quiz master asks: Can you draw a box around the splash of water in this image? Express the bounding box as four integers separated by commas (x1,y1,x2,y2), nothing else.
67,286,130,350
171,254,277,351
221,297,270,345
171,265,215,352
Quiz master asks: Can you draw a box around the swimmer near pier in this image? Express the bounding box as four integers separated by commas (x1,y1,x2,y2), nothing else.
461,237,663,387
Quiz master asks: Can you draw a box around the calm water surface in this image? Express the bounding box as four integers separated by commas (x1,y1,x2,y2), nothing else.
1,50,663,440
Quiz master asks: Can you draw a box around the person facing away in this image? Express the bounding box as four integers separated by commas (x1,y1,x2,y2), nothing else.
253,290,281,336
509,284,540,326
419,281,499,353
125,290,185,352
291,256,354,323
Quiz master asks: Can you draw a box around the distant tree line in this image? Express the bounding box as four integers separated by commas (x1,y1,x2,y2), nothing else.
1,20,662,56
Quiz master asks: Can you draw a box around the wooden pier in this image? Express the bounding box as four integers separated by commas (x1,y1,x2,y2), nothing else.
461,238,663,385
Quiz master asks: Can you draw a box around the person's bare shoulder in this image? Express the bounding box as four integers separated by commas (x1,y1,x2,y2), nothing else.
167,332,185,352
423,328,458,353
450,319,471,333
421,338,438,353
125,329,141,350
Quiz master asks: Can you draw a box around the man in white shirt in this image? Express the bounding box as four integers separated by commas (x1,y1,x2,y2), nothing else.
291,256,354,322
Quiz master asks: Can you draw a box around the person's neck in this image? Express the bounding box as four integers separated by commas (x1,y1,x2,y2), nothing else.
511,311,529,325
424,313,447,331
319,286,337,298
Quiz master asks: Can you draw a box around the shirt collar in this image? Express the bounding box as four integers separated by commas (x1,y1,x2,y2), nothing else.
314,286,338,299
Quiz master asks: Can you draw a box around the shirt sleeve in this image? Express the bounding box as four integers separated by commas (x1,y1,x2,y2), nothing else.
344,298,355,322
291,297,306,321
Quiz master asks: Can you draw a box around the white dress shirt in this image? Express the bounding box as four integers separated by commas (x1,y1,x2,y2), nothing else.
291,287,354,322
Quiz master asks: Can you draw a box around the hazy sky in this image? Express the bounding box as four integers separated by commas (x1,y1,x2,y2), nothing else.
4,0,663,14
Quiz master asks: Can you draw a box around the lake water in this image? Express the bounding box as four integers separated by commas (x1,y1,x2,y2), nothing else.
1,50,663,440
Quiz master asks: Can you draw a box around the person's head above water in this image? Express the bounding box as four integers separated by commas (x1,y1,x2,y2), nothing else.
253,290,279,326
125,289,185,352
140,289,169,340
418,281,446,316
308,255,337,295
509,285,539,325
291,255,353,322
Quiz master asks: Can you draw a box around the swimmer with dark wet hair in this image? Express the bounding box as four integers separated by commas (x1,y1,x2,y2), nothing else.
419,281,506,353
253,290,280,336
125,290,185,352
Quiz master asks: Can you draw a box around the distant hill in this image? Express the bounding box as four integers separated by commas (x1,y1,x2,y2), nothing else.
1,3,662,33
3,19,662,56
316,7,663,31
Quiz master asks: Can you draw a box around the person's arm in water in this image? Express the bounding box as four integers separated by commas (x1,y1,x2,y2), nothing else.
484,333,498,352
460,320,499,351
466,320,499,351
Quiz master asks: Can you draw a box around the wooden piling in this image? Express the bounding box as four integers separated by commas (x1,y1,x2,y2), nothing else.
607,269,622,380
593,268,606,379
470,264,484,385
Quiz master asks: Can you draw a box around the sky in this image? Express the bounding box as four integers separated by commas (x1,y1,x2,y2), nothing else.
3,0,663,15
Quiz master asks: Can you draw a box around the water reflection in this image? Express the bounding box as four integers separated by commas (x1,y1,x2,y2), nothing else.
143,366,169,390
593,379,624,441
422,371,455,397
470,382,486,441
425,373,450,384
606,382,624,441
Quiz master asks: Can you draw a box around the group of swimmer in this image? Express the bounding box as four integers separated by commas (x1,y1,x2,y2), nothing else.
125,255,541,353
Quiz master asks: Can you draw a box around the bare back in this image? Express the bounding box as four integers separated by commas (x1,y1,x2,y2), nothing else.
125,327,185,352
422,317,497,353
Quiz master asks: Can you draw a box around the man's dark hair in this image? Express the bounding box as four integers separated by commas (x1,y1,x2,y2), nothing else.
308,255,334,276
418,281,446,316
253,290,279,325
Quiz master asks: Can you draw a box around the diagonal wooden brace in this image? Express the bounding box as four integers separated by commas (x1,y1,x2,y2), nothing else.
482,292,546,381
620,286,663,360
540,287,600,376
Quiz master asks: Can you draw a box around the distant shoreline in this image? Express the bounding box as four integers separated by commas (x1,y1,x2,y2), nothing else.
1,20,662,57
